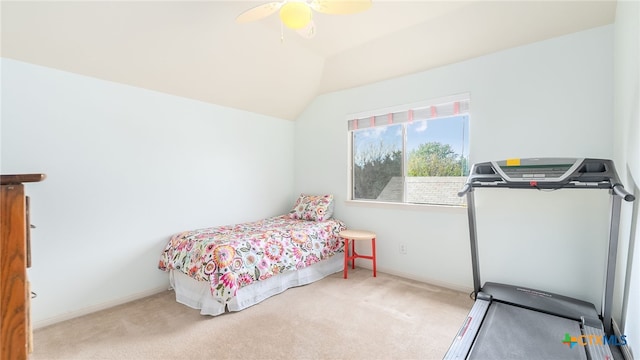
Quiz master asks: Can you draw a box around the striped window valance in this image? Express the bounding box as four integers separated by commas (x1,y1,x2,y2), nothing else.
347,95,470,131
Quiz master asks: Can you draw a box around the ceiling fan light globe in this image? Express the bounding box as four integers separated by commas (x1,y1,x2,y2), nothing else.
279,2,312,30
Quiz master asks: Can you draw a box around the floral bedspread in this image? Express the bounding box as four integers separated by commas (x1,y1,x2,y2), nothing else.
158,215,346,305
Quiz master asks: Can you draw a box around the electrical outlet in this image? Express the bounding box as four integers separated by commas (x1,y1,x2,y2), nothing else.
399,243,407,255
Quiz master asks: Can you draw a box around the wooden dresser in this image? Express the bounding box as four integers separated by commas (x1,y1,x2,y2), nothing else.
1,174,45,360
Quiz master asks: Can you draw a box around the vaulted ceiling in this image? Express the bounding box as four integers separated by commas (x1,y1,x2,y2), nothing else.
1,1,616,120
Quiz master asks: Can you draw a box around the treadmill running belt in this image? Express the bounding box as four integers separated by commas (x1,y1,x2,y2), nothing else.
468,302,587,359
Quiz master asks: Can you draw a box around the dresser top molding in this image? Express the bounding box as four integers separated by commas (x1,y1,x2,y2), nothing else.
1,174,46,185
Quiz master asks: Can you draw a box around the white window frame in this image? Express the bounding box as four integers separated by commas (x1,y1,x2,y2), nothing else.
346,93,470,208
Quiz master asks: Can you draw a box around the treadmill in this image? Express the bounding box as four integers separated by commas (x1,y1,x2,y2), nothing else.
444,158,635,360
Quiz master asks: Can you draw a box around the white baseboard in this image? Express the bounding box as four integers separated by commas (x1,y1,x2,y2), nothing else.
372,265,473,295
32,285,169,330
32,270,472,329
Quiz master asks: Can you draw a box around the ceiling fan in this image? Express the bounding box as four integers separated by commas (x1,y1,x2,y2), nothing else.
236,0,372,37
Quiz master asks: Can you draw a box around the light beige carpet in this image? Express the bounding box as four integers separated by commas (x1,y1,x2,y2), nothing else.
31,268,473,360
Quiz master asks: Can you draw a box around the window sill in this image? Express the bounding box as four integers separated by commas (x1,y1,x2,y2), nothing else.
344,199,467,213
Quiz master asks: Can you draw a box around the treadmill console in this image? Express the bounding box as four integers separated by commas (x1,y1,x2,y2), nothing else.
492,158,579,182
466,157,621,190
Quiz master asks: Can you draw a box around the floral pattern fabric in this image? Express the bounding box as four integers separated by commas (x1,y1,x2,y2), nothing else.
289,194,334,221
158,215,346,305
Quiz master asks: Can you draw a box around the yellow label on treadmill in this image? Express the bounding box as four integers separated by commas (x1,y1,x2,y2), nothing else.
506,158,521,166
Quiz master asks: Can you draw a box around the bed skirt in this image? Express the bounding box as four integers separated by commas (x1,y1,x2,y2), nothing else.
169,254,343,315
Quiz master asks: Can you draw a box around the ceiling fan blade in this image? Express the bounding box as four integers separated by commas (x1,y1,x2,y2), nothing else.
236,2,283,24
310,0,372,15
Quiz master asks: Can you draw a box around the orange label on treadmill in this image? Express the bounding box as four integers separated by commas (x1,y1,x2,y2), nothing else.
506,158,521,166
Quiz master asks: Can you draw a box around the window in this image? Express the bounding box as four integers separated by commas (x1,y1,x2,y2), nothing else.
348,94,470,206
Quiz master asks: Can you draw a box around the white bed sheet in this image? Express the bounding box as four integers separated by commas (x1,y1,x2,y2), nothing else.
169,254,343,315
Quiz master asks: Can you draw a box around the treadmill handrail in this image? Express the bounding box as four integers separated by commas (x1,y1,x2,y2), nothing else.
612,183,636,202
457,183,472,197
458,180,635,201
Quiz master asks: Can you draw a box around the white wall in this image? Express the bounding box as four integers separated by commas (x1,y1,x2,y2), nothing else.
0,59,295,328
613,0,640,353
295,25,616,309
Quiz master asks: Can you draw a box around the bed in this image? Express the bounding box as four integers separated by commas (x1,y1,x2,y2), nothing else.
158,194,347,315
